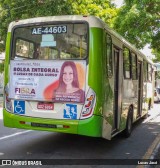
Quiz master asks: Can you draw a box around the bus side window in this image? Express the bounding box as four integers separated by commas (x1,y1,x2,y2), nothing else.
148,63,152,82
106,33,113,78
131,53,137,80
123,47,131,79
143,61,148,82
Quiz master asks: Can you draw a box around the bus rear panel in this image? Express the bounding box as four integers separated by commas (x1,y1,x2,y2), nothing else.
4,16,103,138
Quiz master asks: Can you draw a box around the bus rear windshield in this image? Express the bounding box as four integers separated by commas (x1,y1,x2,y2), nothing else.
12,22,88,60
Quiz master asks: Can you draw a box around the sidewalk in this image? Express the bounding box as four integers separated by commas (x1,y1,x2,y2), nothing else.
148,133,160,161
146,106,160,168
154,146,160,168
151,142,160,159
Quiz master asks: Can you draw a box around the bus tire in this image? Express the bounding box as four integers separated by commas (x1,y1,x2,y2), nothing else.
142,111,148,119
124,107,133,138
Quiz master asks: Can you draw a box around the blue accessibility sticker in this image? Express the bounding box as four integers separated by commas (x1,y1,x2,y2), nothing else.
64,104,77,119
14,100,25,114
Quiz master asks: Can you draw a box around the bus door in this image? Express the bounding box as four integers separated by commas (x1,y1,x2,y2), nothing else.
137,61,143,117
113,47,121,132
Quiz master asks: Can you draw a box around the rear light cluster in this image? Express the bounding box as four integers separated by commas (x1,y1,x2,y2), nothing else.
4,84,12,112
80,88,96,119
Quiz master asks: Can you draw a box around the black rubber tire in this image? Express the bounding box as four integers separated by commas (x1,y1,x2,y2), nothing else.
142,112,148,119
124,108,133,138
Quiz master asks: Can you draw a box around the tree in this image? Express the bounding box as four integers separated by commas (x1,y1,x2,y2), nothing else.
113,0,160,58
68,0,117,26
0,0,118,52
0,0,73,52
152,49,160,62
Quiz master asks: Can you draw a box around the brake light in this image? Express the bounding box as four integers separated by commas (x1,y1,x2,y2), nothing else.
63,125,70,128
4,84,12,112
19,121,25,124
80,88,96,119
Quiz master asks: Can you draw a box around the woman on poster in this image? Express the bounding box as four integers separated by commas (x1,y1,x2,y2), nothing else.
53,61,85,103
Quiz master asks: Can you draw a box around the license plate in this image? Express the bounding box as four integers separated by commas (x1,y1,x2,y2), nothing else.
37,102,54,110
31,122,57,128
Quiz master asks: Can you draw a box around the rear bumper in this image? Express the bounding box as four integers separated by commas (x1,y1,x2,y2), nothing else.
3,109,102,137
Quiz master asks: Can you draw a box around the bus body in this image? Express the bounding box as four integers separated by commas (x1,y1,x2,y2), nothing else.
154,63,160,88
3,15,154,140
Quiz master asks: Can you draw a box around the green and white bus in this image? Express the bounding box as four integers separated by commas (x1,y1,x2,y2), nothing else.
3,15,154,140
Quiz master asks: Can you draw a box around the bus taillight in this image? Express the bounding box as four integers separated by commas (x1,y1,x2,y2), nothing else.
63,125,70,128
4,84,12,112
80,88,96,119
19,121,25,124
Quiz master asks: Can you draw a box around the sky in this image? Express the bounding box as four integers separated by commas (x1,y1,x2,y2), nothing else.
140,45,154,59
112,0,124,8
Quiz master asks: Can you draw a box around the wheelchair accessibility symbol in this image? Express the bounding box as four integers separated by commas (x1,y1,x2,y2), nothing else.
14,100,25,114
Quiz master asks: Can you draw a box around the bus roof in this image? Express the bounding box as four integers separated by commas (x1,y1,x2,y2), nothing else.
8,15,104,32
8,15,153,65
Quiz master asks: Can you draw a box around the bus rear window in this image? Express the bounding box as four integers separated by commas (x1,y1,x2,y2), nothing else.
16,39,34,58
12,23,88,60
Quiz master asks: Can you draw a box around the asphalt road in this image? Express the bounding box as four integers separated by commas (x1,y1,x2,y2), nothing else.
0,103,160,168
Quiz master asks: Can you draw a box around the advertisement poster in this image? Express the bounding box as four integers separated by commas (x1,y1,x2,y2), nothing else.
9,60,86,103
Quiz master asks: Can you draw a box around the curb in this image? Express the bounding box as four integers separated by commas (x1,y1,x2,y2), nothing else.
149,142,160,160
137,133,160,168
143,133,160,160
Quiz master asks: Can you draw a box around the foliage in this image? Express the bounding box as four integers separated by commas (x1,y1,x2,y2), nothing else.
0,0,118,52
0,0,159,61
0,0,72,51
152,49,160,62
68,0,117,27
113,0,160,55
0,61,4,73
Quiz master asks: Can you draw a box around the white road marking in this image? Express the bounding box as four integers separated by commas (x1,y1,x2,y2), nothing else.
0,108,32,141
0,130,32,141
